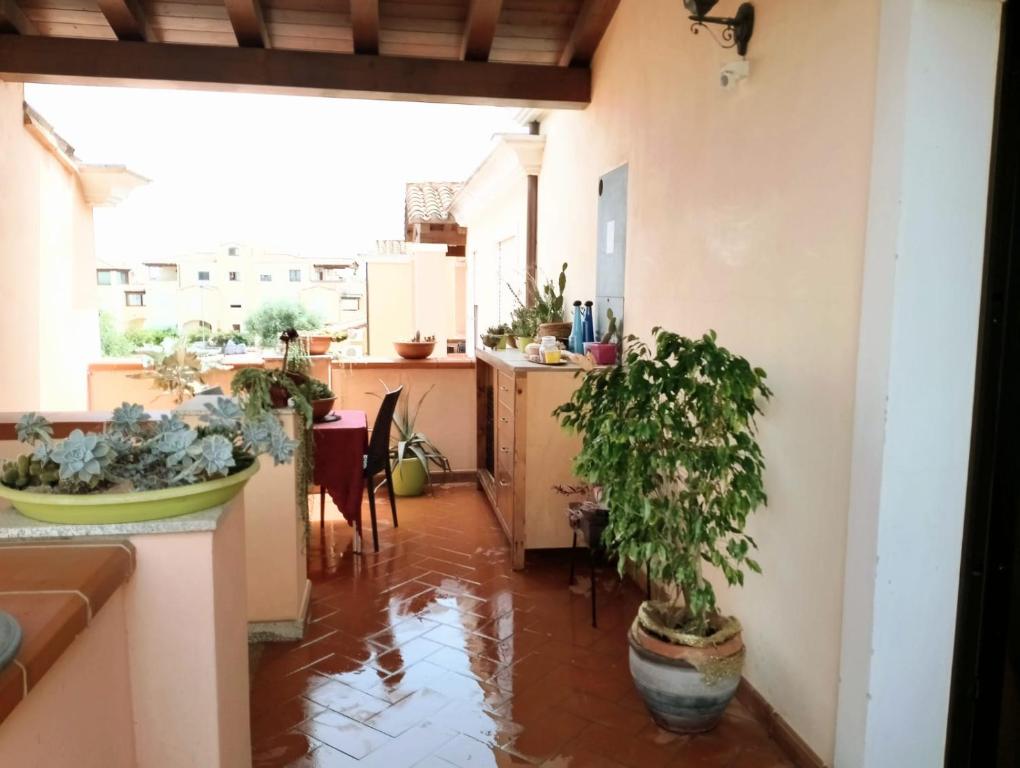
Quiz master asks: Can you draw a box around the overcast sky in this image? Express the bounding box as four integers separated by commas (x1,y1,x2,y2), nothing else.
25,84,523,265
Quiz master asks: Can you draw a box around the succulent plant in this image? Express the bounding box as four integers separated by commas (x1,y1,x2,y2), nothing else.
16,413,53,446
109,402,150,436
187,434,236,479
50,430,114,488
200,398,244,432
1,396,295,496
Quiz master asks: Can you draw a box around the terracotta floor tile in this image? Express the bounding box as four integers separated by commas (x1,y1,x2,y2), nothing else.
358,718,458,768
305,680,392,723
248,488,797,768
508,708,590,762
252,730,327,768
434,733,535,767
364,687,453,736
299,710,391,758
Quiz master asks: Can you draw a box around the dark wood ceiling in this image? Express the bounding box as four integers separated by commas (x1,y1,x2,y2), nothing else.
0,0,621,107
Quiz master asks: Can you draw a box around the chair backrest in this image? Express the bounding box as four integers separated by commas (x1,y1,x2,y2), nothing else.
366,386,402,475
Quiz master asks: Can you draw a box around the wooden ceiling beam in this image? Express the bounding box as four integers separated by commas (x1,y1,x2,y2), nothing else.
0,36,591,108
350,0,379,55
225,0,269,48
96,0,152,42
0,0,36,35
461,0,502,62
558,0,620,67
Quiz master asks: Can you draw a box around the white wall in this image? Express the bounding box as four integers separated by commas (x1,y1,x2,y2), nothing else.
835,1,1003,765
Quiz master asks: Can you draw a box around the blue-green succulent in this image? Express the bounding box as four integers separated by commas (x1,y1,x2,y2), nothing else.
1,397,294,495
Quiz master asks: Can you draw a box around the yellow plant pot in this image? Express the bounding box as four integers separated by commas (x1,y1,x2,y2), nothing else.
0,460,260,525
391,458,427,497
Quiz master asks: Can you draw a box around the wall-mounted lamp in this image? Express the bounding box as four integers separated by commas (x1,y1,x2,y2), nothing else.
683,1,755,57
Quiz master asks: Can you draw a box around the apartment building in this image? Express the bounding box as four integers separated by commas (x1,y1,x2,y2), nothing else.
97,243,365,334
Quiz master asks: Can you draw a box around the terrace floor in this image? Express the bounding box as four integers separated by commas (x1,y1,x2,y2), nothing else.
248,486,794,767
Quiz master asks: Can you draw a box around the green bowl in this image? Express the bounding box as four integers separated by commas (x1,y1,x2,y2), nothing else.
0,460,260,525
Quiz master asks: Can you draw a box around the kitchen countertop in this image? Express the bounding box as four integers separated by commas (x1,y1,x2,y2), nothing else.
475,347,585,373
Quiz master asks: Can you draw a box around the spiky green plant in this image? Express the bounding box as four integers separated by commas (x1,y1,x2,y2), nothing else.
383,385,451,486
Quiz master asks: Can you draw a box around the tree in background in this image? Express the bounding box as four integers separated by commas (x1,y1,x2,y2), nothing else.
245,300,322,346
99,311,133,357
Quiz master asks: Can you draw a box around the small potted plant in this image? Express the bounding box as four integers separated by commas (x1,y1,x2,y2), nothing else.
384,385,451,497
393,331,436,360
507,286,539,350
302,331,334,356
480,324,510,350
230,330,314,427
129,341,226,404
533,263,572,340
583,308,620,365
555,329,771,733
0,400,296,525
305,378,337,423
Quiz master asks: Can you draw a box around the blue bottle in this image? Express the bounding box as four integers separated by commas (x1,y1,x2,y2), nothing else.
569,301,584,353
583,301,595,346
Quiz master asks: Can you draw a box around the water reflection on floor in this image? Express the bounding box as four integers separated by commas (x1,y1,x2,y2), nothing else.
249,486,793,767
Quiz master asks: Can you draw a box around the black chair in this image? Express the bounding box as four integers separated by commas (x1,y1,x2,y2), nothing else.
318,386,402,553
363,386,402,552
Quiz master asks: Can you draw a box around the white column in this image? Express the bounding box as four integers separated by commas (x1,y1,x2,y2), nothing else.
835,1,1003,765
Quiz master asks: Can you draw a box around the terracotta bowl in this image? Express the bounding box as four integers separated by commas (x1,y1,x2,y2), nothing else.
312,397,336,423
305,335,332,355
393,341,436,360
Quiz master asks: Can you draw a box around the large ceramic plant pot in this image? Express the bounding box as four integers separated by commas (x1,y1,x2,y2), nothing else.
0,461,259,526
391,458,427,497
628,601,744,733
305,335,332,355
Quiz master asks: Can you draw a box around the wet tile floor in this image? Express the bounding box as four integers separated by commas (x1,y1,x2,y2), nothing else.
249,486,794,767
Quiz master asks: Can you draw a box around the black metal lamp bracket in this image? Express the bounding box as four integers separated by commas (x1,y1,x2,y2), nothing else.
689,2,754,57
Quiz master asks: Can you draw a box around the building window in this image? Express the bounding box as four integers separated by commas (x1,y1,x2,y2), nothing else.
228,271,239,282
289,269,301,282
260,273,272,282
228,246,239,257
97,269,129,285
125,291,145,307
232,324,241,332
230,304,241,309
341,296,361,311
198,271,210,281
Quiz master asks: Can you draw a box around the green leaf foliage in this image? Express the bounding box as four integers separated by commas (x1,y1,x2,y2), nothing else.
244,300,322,346
554,329,772,636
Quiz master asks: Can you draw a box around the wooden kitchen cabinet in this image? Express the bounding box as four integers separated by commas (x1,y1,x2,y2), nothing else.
475,347,584,569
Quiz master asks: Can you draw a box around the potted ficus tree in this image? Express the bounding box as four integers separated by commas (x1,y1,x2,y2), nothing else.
555,328,771,733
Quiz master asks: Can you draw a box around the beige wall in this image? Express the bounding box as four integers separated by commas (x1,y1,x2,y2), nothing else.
463,179,528,337
0,81,99,412
0,589,137,767
533,0,880,760
333,364,476,472
365,249,466,356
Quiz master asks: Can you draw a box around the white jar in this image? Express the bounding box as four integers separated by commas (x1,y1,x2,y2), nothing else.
539,336,561,364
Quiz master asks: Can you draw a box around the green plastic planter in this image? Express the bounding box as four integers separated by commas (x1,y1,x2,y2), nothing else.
391,458,427,497
0,460,260,525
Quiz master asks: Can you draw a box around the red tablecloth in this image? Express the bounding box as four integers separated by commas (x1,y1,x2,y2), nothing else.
313,410,368,527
